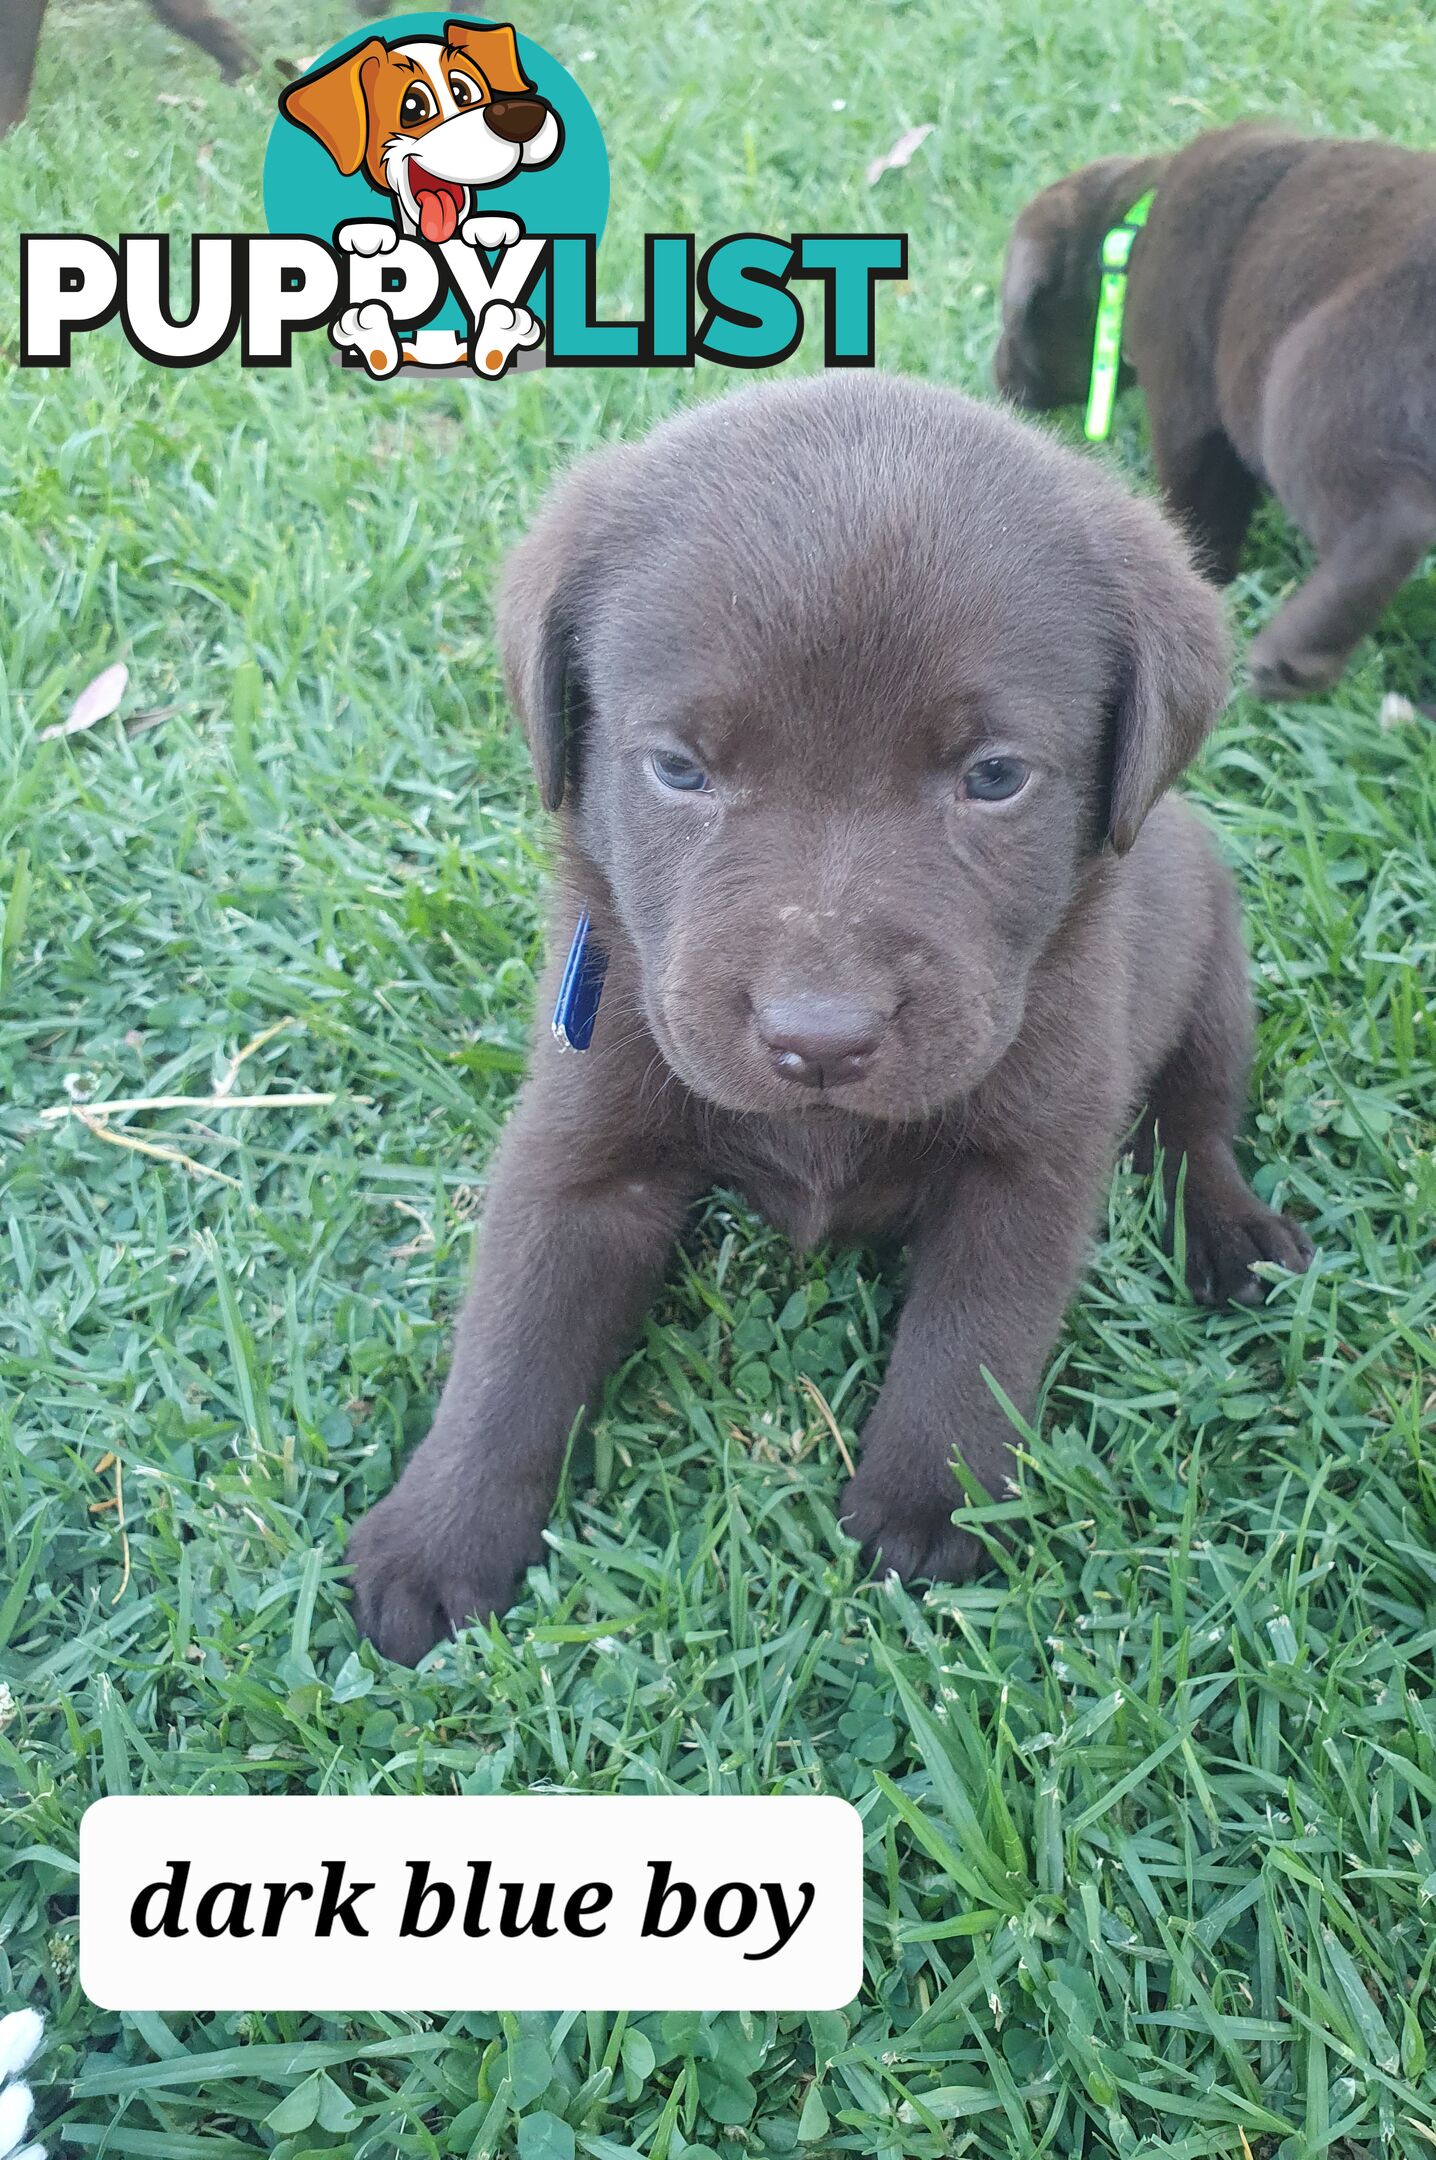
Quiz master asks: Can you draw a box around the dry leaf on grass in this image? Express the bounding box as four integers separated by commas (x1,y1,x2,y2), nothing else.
39,663,128,742
866,123,934,186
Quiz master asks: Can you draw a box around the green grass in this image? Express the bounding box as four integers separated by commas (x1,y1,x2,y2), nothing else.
2,0,1435,2153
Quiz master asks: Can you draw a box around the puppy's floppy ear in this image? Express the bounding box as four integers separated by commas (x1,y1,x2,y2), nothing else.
1000,227,1058,327
279,38,386,176
498,535,577,813
1003,155,1160,325
498,450,632,812
1103,497,1231,854
444,20,533,96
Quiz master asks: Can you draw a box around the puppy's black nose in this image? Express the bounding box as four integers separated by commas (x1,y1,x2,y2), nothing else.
486,97,549,144
756,996,888,1089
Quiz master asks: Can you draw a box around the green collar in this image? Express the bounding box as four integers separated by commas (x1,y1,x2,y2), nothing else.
1083,188,1154,441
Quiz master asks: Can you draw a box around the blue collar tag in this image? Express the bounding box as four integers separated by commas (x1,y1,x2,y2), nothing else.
551,911,608,1051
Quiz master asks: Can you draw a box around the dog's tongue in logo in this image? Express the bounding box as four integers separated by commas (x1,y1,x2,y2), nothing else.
411,162,463,244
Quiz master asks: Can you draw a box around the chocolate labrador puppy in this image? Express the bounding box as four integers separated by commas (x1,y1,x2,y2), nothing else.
995,122,1436,701
348,373,1313,1664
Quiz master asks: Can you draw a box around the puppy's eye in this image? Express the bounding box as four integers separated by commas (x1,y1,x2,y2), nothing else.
449,71,481,108
650,750,712,794
961,755,1030,803
399,84,436,127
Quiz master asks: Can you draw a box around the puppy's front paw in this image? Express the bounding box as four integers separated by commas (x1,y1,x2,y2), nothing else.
460,213,524,251
838,1472,988,1586
1247,628,1345,703
331,300,401,379
1184,1196,1314,1307
472,298,544,377
347,1487,531,1665
336,220,400,257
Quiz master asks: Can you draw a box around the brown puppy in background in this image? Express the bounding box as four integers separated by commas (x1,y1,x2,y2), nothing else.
347,373,1313,1665
995,122,1436,701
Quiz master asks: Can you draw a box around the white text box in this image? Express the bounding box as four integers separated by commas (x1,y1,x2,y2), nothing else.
80,1795,863,2011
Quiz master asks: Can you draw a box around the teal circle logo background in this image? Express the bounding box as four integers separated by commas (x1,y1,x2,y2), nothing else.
262,13,608,336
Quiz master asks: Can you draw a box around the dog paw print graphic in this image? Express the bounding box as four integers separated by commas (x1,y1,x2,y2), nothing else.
280,19,561,379
0,2009,46,2160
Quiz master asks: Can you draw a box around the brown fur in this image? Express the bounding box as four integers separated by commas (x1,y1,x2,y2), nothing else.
347,373,1312,1665
996,122,1436,700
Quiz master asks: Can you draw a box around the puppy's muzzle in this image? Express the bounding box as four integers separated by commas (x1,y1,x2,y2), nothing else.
755,994,891,1090
485,97,551,145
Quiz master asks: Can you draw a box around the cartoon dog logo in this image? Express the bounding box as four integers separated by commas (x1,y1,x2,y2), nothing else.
279,19,561,377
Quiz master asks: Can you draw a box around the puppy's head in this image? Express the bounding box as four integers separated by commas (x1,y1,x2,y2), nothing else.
994,155,1163,410
502,375,1227,1122
280,20,561,241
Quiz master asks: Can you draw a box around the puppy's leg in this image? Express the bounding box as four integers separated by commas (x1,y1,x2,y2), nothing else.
148,0,255,81
1149,417,1261,587
1135,867,1313,1303
1247,488,1436,701
348,1090,695,1663
839,1142,1113,1583
0,0,46,137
